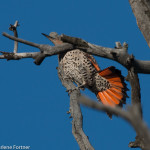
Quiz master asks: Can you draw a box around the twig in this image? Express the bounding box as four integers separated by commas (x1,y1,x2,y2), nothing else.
9,20,19,53
0,52,40,60
2,32,40,48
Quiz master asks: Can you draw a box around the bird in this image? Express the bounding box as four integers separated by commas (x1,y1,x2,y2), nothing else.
42,32,128,118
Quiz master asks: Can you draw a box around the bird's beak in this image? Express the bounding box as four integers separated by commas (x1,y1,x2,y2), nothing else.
41,33,55,40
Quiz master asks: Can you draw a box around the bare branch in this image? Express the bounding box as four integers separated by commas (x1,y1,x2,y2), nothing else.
2,32,150,74
1,33,74,65
60,34,150,74
55,36,94,150
9,21,19,53
60,33,146,149
79,96,150,150
126,65,142,117
2,32,40,48
0,51,40,60
2,32,74,54
125,54,143,148
1,24,150,149
129,0,150,48
57,75,94,150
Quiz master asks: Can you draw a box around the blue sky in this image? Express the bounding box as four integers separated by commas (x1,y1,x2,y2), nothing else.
0,0,150,150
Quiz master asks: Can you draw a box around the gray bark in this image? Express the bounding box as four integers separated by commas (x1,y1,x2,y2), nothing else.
129,0,150,48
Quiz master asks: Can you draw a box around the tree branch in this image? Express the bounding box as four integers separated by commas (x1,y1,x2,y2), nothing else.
79,96,150,150
2,32,150,74
1,32,74,65
9,20,19,53
60,34,146,149
60,34,150,74
57,67,94,150
129,0,150,48
2,32,40,48
2,30,150,149
125,54,144,148
0,51,40,60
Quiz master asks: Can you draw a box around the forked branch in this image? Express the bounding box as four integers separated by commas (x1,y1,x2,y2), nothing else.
2,32,150,73
1,23,150,149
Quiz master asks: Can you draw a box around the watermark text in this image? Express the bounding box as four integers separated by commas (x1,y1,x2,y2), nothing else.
0,145,30,150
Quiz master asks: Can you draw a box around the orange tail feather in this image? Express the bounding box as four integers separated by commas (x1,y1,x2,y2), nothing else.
87,56,128,108
96,66,127,107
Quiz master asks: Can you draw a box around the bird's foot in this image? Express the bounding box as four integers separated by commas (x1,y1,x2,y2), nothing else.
66,83,86,95
66,87,80,95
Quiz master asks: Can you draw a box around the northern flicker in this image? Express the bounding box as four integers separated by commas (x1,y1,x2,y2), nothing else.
43,32,128,117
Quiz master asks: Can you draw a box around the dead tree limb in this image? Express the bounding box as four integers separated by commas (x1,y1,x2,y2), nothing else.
60,34,150,74
59,34,146,149
2,32,150,73
47,32,94,150
79,96,150,150
9,20,19,53
57,75,94,150
126,55,143,148
1,25,150,149
1,32,74,65
129,0,150,48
